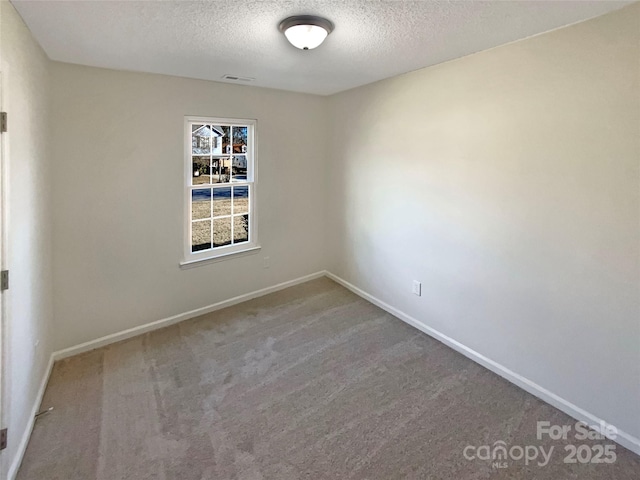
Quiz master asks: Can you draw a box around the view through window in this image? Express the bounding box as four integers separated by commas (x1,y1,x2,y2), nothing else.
185,117,256,261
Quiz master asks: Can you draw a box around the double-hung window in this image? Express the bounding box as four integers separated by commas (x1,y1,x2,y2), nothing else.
183,116,258,264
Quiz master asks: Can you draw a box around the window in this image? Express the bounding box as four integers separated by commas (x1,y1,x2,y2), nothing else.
183,116,258,265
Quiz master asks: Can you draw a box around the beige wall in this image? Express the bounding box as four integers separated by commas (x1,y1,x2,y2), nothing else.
327,3,640,440
50,64,328,350
0,1,54,477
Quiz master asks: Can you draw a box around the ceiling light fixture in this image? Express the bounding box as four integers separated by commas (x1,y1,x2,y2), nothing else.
279,15,334,50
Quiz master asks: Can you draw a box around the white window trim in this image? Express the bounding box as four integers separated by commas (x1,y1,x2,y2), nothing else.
181,116,259,267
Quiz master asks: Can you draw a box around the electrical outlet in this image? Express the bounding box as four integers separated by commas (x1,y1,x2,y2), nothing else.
412,280,421,296
263,256,270,269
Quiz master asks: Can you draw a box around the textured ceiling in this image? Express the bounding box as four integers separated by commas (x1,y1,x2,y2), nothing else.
11,0,633,95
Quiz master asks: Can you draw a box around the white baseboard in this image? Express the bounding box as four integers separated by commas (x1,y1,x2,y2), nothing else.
53,271,327,361
8,353,54,480
325,271,640,457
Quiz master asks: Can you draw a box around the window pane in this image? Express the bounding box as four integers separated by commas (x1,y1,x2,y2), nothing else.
231,155,247,182
213,187,232,216
213,217,232,247
192,156,210,185
220,126,232,154
192,188,211,220
233,186,249,214
192,124,212,155
213,156,231,183
192,220,211,252
232,126,248,153
211,157,229,184
210,125,224,155
233,215,249,243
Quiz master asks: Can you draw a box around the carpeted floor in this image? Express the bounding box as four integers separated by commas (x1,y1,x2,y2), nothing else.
17,278,640,479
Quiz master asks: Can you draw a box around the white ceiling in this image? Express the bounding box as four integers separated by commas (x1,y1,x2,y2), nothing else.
12,0,633,95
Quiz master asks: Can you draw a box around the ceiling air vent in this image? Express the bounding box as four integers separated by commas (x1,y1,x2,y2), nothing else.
222,74,255,82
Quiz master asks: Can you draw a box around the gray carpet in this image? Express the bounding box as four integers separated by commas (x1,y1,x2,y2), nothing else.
17,278,640,479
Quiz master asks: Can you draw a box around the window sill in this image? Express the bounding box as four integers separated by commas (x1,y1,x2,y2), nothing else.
180,245,261,269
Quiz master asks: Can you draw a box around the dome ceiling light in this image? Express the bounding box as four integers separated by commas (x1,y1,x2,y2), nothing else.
279,15,334,50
